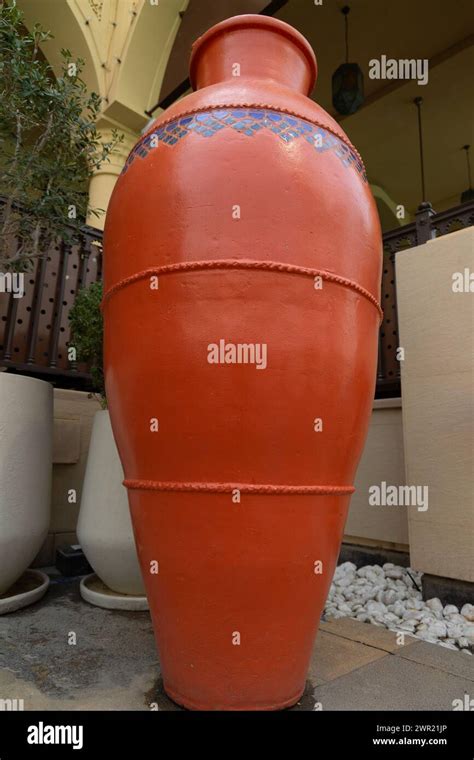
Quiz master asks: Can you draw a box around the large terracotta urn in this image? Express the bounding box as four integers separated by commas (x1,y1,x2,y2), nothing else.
103,15,382,710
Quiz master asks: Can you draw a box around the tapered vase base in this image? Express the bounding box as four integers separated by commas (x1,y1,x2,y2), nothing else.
164,684,304,712
80,573,149,611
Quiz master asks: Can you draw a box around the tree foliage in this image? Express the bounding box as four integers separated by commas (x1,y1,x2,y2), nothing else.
68,280,105,406
0,0,121,268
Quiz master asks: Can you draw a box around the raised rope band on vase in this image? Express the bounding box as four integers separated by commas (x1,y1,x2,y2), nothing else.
124,480,355,495
101,259,383,321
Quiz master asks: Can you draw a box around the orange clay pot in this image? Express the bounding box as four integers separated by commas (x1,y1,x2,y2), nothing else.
103,15,382,711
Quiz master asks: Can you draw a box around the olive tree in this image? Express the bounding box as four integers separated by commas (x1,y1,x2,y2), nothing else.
0,0,121,269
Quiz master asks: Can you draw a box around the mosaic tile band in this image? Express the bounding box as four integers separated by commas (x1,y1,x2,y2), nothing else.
122,108,367,182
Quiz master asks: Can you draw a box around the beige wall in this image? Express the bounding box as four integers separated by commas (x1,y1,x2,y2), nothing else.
344,398,408,550
33,389,101,566
396,226,474,582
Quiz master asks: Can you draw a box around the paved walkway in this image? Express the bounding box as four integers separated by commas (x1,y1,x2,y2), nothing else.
0,577,472,711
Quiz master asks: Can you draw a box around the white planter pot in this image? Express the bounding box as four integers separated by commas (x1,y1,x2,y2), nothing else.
77,410,145,595
0,374,52,595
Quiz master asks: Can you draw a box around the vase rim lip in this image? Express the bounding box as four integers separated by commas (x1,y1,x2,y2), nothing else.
0,371,52,391
189,14,317,95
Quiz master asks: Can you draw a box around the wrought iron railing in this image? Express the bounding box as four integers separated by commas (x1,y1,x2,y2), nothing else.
0,200,103,389
1,197,473,394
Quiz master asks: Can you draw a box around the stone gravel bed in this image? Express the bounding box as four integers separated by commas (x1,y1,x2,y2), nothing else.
325,562,474,654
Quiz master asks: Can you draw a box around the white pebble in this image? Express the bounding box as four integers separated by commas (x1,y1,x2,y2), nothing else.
384,612,400,624
446,613,466,625
406,597,424,610
426,598,443,614
339,561,357,573
415,631,439,643
385,568,403,580
461,603,474,622
443,604,459,617
398,620,416,632
428,621,448,638
325,563,472,654
403,609,424,621
382,590,398,606
419,615,436,626
462,623,474,644
336,576,354,588
392,601,406,618
446,623,464,639
337,601,352,611
366,601,387,615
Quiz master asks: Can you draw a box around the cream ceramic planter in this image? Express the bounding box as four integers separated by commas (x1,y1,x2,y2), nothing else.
0,374,52,595
77,410,145,595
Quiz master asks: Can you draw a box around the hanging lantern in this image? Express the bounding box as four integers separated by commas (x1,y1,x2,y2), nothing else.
461,145,474,203
332,6,364,116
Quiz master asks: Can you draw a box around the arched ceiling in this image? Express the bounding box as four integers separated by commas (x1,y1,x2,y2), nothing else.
160,0,474,223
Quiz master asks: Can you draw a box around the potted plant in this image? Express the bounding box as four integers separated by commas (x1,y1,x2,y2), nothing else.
0,371,52,612
69,282,147,608
0,4,120,612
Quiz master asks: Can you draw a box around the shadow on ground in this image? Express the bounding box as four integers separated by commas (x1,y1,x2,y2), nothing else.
1,576,472,711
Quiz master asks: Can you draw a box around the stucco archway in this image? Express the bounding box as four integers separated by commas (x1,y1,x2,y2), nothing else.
370,184,410,232
18,0,189,228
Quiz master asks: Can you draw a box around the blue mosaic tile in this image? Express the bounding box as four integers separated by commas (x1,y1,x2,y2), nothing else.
121,108,367,182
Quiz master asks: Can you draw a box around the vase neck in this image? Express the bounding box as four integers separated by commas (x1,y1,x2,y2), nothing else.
189,16,317,97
